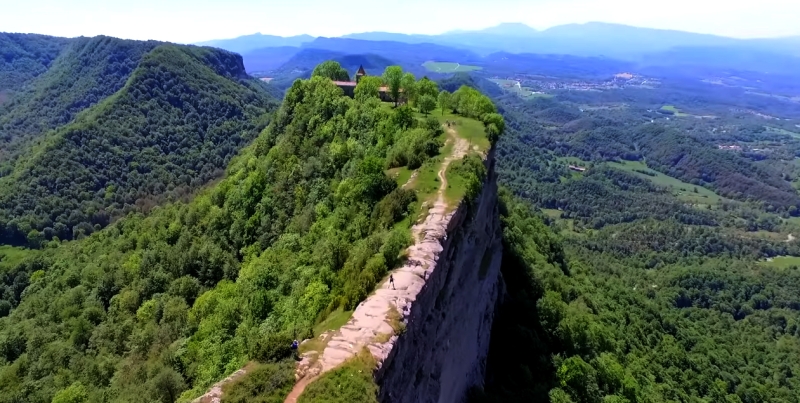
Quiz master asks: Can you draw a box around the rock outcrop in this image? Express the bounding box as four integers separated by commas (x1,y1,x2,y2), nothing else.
373,147,504,403
283,127,504,403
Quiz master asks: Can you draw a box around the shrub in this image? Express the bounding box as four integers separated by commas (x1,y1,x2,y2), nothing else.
371,188,417,230
297,349,378,403
250,332,293,363
221,361,295,403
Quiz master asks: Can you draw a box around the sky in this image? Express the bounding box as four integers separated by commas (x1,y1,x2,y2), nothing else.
3,0,799,43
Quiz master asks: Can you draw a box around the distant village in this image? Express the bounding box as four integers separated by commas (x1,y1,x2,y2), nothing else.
493,72,659,93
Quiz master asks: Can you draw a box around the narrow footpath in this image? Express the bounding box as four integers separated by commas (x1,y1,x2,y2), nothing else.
283,125,469,402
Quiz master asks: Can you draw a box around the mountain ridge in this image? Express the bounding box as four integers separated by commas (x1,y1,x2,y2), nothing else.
199,21,800,60
0,39,275,245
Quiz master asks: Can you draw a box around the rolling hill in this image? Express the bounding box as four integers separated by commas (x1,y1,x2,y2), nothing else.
0,36,162,162
301,37,482,65
206,22,800,66
240,46,301,74
0,33,72,96
195,33,314,54
0,40,275,245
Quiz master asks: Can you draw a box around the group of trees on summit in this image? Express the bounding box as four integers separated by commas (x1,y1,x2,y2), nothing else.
310,62,500,124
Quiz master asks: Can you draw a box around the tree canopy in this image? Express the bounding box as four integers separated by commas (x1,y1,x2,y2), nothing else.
355,76,382,100
311,60,350,81
0,60,482,403
382,66,403,106
0,43,275,246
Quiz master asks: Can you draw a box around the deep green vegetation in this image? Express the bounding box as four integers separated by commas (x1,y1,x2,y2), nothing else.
476,69,800,402
297,350,378,403
0,36,161,162
312,60,350,82
0,61,486,403
0,41,275,246
0,33,71,96
478,191,800,403
220,362,295,403
6,27,800,403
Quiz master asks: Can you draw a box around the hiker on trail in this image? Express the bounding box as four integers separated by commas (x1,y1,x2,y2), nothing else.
291,339,299,360
389,274,395,290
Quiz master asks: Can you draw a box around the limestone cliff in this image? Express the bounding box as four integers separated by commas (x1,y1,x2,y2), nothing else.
374,147,504,403
283,127,504,403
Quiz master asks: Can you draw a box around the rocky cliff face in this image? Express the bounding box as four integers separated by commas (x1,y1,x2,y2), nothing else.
375,148,505,403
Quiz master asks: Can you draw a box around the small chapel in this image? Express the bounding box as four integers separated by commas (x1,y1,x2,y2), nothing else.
332,65,394,102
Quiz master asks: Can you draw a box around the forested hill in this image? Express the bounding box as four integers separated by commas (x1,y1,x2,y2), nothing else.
502,96,800,211
0,40,276,246
474,84,800,402
0,62,497,403
0,36,162,160
0,33,71,96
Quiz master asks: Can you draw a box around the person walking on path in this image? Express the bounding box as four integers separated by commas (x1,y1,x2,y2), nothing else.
389,274,395,290
290,339,299,360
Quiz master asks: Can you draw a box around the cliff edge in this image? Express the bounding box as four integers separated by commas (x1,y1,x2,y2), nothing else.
289,123,504,403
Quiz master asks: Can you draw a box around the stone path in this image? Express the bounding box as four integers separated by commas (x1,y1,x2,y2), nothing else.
194,124,471,403
283,126,469,402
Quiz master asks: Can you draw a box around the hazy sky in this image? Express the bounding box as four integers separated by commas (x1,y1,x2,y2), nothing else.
3,0,799,43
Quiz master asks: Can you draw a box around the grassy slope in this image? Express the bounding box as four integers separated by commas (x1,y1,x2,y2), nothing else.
297,350,378,403
0,36,160,156
422,61,482,73
608,160,725,205
0,246,34,273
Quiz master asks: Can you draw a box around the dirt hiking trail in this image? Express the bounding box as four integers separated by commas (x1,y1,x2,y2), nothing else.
196,124,469,403
282,125,469,402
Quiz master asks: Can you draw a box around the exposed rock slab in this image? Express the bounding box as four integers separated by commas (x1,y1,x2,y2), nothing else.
291,130,504,403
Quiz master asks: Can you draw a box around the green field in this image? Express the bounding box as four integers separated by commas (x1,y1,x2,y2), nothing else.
761,256,800,269
765,125,800,138
0,245,33,273
415,110,491,153
422,61,482,73
387,166,413,187
660,105,690,117
447,114,490,152
490,79,552,100
608,160,724,205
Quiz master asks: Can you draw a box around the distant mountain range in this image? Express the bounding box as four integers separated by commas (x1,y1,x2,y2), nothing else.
199,22,800,78
196,33,314,54
201,22,800,59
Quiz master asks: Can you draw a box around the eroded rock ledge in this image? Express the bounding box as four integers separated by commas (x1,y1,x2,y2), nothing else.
313,147,504,403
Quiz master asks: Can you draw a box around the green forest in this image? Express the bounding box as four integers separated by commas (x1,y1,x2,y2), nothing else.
0,37,276,246
0,53,501,403
0,33,71,96
4,28,800,403
472,81,800,402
